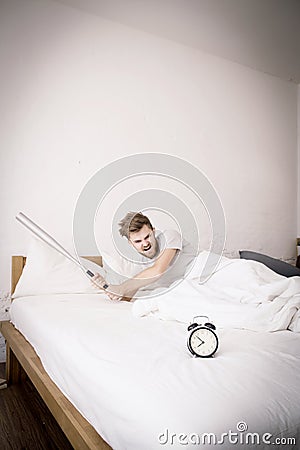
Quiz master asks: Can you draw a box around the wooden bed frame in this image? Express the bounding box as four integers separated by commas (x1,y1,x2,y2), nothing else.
0,256,111,450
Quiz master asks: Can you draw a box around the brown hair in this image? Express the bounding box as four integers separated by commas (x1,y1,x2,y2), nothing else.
118,212,153,239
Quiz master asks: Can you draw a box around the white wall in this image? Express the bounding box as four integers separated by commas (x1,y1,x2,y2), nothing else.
57,0,300,83
0,0,298,291
298,85,300,237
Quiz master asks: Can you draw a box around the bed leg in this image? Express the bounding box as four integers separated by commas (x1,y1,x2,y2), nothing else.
6,343,22,385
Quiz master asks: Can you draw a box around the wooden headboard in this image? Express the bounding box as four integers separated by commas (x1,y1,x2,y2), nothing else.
11,255,103,296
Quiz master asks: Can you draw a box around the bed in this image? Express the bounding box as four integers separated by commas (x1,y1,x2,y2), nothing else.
1,248,300,450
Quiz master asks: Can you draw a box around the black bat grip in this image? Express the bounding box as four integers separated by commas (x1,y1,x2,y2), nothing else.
86,270,95,277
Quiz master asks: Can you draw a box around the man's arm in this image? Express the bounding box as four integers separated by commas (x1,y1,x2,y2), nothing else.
104,248,177,301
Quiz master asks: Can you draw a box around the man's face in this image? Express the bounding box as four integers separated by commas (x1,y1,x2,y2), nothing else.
129,224,157,259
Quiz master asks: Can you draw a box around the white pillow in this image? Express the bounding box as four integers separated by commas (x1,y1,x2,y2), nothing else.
12,238,106,298
184,251,232,280
101,250,141,279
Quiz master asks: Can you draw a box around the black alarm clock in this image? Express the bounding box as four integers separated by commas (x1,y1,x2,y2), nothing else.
187,316,218,358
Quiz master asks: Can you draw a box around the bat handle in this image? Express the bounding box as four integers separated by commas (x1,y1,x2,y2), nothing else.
86,268,108,291
86,270,95,277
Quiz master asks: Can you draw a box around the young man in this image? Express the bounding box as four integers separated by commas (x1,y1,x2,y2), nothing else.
92,211,195,301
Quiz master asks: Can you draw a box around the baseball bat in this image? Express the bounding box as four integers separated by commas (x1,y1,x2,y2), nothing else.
16,212,95,278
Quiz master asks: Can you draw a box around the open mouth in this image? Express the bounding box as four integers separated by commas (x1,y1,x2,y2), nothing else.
143,244,151,252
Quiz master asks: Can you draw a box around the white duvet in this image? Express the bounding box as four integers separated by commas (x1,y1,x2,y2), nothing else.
133,253,300,332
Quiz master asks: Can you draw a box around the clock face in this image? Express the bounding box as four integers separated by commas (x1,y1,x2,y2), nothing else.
188,327,218,357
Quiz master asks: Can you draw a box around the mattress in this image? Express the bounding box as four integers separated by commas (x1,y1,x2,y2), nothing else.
10,294,300,449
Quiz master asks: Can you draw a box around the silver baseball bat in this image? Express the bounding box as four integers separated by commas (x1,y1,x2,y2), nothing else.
16,212,95,278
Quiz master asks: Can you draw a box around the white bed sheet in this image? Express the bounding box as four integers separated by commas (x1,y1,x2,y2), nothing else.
10,294,300,449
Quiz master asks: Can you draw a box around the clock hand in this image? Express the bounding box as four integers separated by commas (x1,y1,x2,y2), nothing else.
196,336,204,345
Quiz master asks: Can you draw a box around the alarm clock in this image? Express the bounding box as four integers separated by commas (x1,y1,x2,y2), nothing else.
187,316,218,358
